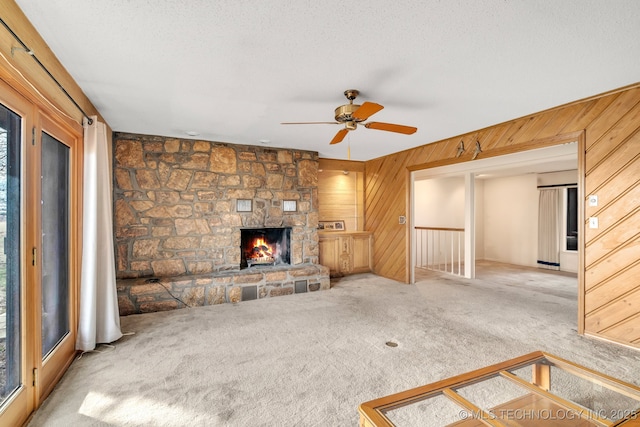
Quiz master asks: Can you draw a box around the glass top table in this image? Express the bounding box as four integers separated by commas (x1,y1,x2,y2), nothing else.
358,351,640,427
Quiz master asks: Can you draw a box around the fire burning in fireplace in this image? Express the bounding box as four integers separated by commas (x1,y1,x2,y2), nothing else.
248,237,275,265
240,227,291,269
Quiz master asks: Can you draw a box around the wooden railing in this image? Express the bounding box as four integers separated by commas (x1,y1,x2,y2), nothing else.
415,226,465,276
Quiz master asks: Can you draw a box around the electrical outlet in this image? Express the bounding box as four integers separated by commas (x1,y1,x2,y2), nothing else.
588,195,598,207
399,216,406,224
589,217,599,229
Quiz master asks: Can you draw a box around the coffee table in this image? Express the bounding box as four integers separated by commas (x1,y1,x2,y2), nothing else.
358,351,640,426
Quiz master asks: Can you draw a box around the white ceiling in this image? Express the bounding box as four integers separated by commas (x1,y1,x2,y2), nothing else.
15,1,640,161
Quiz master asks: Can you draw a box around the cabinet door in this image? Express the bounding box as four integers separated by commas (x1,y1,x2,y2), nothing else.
338,236,352,273
319,237,340,276
351,234,372,273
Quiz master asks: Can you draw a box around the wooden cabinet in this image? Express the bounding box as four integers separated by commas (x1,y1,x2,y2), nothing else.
318,234,340,275
319,232,372,277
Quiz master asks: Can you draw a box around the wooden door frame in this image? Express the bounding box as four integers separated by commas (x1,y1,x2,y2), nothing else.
0,72,82,424
0,72,36,427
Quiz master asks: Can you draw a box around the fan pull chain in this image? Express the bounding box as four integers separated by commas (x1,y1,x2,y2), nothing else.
347,134,351,160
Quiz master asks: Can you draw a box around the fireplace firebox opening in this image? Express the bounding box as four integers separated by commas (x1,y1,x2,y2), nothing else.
240,227,292,269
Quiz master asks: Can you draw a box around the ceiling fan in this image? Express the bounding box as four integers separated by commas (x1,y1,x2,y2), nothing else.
281,89,417,145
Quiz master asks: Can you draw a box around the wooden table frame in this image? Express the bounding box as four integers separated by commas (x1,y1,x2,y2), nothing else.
358,351,640,427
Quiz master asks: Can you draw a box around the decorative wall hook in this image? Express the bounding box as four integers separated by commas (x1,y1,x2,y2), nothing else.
472,141,482,160
456,140,465,157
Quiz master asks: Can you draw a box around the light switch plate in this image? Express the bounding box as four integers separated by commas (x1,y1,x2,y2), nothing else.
589,217,599,229
399,216,406,224
588,195,598,207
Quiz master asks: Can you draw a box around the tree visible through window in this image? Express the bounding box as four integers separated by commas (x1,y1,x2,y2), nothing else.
566,188,578,251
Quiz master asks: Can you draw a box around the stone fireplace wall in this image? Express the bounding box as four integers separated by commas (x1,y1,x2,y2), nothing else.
113,132,319,279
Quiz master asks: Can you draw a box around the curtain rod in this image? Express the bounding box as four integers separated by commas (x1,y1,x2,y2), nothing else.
0,16,93,125
537,183,577,189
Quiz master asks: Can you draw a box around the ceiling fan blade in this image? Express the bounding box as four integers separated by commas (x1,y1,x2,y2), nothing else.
352,102,384,121
364,122,417,135
330,128,349,145
281,121,339,125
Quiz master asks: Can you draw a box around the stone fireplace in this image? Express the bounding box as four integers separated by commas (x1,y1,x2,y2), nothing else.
241,227,291,268
113,133,329,315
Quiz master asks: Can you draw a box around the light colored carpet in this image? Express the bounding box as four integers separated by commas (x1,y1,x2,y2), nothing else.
28,262,640,426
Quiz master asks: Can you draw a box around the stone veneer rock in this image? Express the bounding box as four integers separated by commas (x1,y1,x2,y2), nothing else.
117,263,330,316
113,133,320,279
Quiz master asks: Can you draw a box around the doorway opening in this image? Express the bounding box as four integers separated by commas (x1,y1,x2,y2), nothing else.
410,142,579,284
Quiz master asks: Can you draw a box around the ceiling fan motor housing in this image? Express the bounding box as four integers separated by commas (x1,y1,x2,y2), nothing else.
335,104,364,123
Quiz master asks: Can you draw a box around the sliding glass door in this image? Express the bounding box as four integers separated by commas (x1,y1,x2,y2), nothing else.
0,79,32,427
40,132,70,358
0,79,80,426
0,99,24,420
34,116,79,406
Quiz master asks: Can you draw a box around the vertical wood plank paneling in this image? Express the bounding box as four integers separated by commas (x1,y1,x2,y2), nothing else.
365,82,640,348
318,170,363,231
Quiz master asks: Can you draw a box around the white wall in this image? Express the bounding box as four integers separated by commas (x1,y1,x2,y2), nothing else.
482,174,539,267
414,171,578,271
537,170,577,187
474,179,485,260
414,177,485,267
414,177,465,228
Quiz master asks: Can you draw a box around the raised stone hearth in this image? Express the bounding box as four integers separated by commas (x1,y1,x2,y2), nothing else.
117,263,330,316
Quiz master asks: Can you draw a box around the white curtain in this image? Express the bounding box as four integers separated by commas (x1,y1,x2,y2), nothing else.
537,188,561,271
76,116,123,351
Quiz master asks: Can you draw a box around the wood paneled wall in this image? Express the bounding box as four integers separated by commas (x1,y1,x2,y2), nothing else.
318,159,365,232
365,83,640,349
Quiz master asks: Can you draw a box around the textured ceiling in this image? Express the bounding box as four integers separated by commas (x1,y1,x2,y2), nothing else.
15,0,640,161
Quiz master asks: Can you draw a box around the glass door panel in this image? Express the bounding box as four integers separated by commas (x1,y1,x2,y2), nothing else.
0,76,79,426
40,132,70,357
35,117,77,406
0,103,22,409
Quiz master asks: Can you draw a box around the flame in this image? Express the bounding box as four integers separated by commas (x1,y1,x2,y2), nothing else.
250,237,274,260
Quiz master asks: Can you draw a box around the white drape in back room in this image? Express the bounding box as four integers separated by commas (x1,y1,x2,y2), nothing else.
76,116,123,351
537,188,561,271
